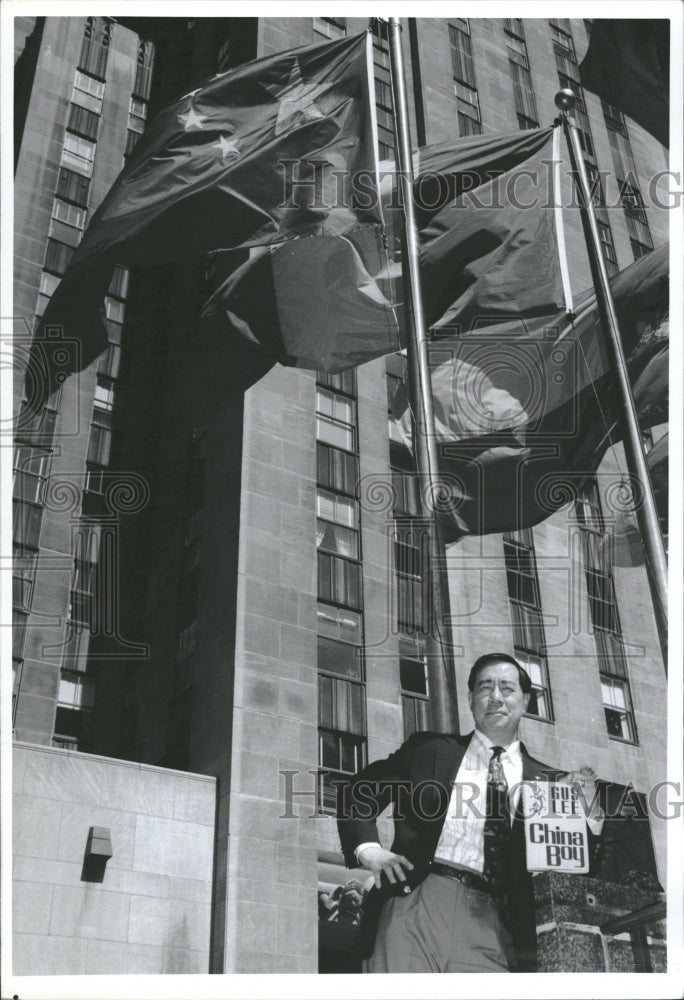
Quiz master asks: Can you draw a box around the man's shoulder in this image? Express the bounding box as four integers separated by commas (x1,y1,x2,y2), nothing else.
520,742,566,780
402,730,472,751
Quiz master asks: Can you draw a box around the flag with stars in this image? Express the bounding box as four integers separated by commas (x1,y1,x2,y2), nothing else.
35,32,381,390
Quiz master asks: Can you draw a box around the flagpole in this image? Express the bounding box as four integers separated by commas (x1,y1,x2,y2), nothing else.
555,89,668,670
387,18,459,731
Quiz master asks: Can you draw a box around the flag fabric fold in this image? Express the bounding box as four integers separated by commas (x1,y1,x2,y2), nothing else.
33,32,380,392
579,20,669,147
391,243,669,538
205,125,565,373
202,227,402,373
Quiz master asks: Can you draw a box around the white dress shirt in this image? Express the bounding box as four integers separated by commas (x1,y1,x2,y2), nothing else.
355,729,603,869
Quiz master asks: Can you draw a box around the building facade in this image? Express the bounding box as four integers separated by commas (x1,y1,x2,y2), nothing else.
11,15,668,976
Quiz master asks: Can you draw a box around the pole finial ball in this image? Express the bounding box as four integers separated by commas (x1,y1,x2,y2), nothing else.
555,89,577,111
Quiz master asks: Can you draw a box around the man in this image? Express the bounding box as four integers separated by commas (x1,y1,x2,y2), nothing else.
336,653,604,972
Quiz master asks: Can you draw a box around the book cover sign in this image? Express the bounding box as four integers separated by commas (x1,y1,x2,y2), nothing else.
521,781,590,873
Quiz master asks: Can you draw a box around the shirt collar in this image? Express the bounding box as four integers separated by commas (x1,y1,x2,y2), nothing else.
472,728,521,761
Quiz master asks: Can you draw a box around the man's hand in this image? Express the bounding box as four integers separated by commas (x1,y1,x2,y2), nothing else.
565,765,602,820
357,845,415,889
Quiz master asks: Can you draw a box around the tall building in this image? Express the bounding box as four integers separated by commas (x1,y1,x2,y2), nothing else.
10,15,669,977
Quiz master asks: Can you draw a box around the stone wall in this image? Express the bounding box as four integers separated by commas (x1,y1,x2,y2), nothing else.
13,743,216,975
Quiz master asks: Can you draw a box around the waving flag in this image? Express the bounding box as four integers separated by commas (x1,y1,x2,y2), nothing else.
203,126,565,373
32,32,380,396
391,244,669,538
579,20,669,147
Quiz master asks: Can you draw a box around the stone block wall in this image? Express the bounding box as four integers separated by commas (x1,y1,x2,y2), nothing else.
12,743,216,975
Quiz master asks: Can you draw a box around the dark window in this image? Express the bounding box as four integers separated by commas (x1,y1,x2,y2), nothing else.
56,167,90,208
317,444,359,497
79,17,111,80
133,40,155,101
449,21,476,87
13,500,43,550
67,103,99,141
318,635,363,680
44,238,74,276
317,552,362,610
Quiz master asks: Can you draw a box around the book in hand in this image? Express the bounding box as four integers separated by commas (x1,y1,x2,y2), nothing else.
521,781,589,874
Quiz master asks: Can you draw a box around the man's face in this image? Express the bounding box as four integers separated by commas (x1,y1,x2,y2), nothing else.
467,661,530,745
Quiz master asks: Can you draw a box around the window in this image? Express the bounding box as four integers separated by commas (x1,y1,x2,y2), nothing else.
61,133,96,177
400,653,429,739
13,546,36,610
44,238,74,276
12,499,43,549
317,603,363,644
79,17,111,80
67,103,100,141
504,22,538,131
133,39,155,101
73,69,104,113
313,17,346,39
449,21,476,87
56,167,90,207
108,265,130,300
87,405,113,466
394,523,429,632
504,529,553,721
13,445,51,505
318,552,362,609
53,670,96,750
316,387,356,452
125,96,148,158
318,730,366,811
371,20,394,159
13,610,28,662
576,481,638,743
104,297,125,323
15,404,57,448
604,105,654,261
317,443,358,497
318,635,363,680
52,198,86,231
61,621,90,672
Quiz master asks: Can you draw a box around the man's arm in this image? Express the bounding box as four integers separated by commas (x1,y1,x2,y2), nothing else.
336,731,431,872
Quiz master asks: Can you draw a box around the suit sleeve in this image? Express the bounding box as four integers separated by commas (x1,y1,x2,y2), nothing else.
336,731,431,868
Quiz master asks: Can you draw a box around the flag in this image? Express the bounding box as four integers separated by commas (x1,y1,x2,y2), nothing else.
31,32,380,395
391,244,668,538
202,227,401,373
579,20,669,147
409,126,567,330
203,126,565,374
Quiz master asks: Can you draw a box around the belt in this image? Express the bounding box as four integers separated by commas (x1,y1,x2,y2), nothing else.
429,861,492,895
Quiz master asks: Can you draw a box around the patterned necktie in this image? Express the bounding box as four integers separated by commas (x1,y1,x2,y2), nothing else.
482,746,512,896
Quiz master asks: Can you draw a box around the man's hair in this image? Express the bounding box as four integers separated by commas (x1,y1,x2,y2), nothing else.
467,652,532,694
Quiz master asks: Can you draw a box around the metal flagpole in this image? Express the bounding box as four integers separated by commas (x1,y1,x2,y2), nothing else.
555,89,668,670
387,18,459,730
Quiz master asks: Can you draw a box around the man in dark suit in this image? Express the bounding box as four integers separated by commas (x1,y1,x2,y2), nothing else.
337,653,604,972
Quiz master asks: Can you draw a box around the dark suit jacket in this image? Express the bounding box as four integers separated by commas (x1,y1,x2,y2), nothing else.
336,729,601,970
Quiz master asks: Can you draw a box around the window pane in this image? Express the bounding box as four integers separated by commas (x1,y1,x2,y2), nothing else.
318,636,363,679
400,657,427,695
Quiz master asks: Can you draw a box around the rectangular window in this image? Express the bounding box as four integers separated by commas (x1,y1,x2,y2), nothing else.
133,41,155,101
504,529,553,721
53,670,96,750
313,17,346,39
67,103,100,141
316,443,359,497
576,482,638,742
318,731,366,812
44,238,74,276
87,407,113,466
316,388,356,452
317,603,363,644
52,198,86,231
508,59,538,131
449,21,476,87
318,635,363,680
12,499,43,549
13,546,36,610
13,445,51,505
394,524,429,632
108,265,130,300
73,69,105,111
400,654,429,739
454,81,482,136
317,551,362,610
56,167,90,207
13,610,28,662
61,133,96,177
79,19,111,80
